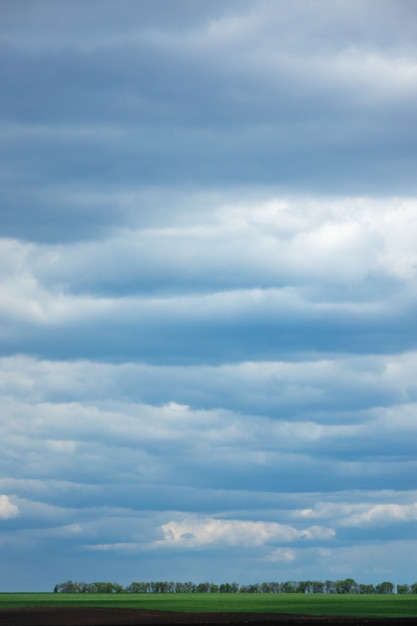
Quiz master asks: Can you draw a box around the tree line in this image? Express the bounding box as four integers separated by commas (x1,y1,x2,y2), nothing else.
54,579,417,595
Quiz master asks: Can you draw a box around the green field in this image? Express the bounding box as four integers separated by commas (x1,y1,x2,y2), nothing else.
0,593,416,617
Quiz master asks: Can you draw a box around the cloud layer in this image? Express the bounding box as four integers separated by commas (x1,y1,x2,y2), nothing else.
1,0,416,590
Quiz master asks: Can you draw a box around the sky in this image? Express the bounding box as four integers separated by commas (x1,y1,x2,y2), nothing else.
1,0,417,592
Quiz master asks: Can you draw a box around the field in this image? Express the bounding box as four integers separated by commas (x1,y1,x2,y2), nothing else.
0,592,416,618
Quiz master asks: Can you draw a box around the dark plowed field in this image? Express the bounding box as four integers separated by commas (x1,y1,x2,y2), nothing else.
0,608,415,626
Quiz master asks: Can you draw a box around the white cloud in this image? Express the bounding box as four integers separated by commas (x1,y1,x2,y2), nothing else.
343,503,417,527
45,439,78,453
27,195,417,290
0,495,19,519
0,195,414,358
293,493,417,530
265,548,296,562
155,517,334,548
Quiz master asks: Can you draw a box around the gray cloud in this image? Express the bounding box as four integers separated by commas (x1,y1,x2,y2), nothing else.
2,2,417,244
1,0,416,590
1,195,416,364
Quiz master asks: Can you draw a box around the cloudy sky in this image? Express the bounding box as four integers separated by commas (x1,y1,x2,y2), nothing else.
1,0,417,592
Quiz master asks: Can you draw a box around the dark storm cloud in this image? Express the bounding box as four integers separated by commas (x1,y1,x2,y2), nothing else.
2,1,417,242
